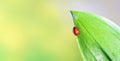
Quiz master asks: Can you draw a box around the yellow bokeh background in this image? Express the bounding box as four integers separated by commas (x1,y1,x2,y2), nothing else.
0,0,82,61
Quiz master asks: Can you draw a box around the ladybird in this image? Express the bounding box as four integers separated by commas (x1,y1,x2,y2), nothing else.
73,27,80,36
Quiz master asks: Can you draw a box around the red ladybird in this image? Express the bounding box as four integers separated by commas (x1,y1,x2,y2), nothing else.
73,27,80,36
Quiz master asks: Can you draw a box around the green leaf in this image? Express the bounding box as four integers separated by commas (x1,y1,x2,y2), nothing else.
71,11,120,61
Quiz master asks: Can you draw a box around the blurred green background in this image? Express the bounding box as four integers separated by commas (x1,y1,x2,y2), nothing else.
0,0,120,61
